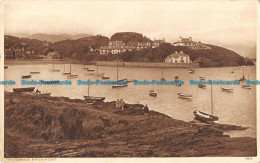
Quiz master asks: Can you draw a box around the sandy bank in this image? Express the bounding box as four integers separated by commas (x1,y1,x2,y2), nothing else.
4,92,256,157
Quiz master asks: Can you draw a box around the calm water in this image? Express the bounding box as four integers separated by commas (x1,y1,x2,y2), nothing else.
4,64,256,138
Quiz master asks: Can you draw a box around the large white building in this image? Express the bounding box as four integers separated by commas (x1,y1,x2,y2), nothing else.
173,37,196,47
164,51,190,63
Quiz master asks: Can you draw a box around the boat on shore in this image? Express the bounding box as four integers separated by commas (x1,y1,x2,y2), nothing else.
22,75,32,79
30,72,40,74
221,87,233,92
84,78,105,102
149,90,157,97
194,83,219,124
13,87,35,92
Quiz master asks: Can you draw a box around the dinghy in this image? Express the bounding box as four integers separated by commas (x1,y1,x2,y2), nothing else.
149,90,157,97
221,87,233,92
242,85,251,89
22,75,32,79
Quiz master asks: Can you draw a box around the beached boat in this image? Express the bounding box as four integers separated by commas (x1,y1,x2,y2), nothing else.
221,87,233,92
149,90,157,97
22,75,32,79
194,84,219,124
30,72,40,74
102,76,110,79
84,79,105,102
4,66,8,69
242,85,251,89
13,87,35,92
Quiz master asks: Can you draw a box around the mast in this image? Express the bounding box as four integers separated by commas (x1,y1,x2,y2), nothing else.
64,64,65,72
97,64,98,75
162,68,164,78
88,78,90,97
117,60,118,81
53,63,54,70
70,61,72,75
211,83,213,115
243,66,245,79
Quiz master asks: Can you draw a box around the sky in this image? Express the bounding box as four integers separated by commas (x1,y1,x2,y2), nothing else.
3,0,258,58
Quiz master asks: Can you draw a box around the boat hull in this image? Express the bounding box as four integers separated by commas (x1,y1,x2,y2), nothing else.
193,110,218,123
30,72,40,74
13,87,35,92
84,96,105,102
22,75,32,79
112,84,127,88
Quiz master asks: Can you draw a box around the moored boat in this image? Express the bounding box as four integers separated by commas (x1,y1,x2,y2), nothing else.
102,76,110,79
13,87,35,92
149,90,157,97
198,84,206,88
199,77,205,80
221,87,233,92
189,69,195,74
4,66,8,69
112,84,127,88
87,69,95,72
62,72,71,75
30,72,40,74
242,85,251,89
22,75,32,79
178,93,192,97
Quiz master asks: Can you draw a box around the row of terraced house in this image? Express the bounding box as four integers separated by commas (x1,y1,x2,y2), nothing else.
99,39,166,55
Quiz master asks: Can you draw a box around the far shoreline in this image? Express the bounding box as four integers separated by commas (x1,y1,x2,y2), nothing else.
4,59,255,68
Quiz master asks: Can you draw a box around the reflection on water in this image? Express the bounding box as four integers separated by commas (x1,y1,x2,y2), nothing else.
4,64,256,138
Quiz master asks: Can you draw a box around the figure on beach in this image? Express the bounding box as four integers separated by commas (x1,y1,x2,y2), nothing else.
116,99,125,110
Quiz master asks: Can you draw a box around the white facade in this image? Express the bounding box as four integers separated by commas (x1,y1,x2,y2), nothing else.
164,51,190,63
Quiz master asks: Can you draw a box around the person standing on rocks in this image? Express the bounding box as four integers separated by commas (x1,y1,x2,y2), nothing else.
144,105,149,117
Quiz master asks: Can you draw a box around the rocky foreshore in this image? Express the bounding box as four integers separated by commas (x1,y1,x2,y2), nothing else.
4,92,256,157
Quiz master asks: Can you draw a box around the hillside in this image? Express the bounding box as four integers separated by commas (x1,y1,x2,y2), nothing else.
110,32,151,43
4,92,256,157
7,33,92,42
88,43,254,67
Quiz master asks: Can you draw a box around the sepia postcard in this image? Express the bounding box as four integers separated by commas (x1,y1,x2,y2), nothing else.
0,0,259,162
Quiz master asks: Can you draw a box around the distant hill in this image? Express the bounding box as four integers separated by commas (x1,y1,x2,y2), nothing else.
6,33,92,42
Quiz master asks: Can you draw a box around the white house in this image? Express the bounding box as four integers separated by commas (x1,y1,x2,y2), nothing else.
173,37,197,47
164,51,190,63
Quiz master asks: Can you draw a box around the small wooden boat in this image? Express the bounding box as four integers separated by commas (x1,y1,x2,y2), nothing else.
189,69,195,74
193,110,219,123
4,66,8,69
194,83,219,124
87,69,95,72
198,84,206,88
161,77,166,81
149,90,157,97
84,96,105,102
22,75,32,79
178,93,192,97
62,72,71,75
30,72,40,74
112,84,128,88
13,87,35,92
51,69,60,72
67,74,78,79
178,96,192,99
102,76,110,79
242,85,251,89
221,87,233,92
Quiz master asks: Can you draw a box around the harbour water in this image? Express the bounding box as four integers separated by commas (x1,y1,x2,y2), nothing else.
4,64,256,138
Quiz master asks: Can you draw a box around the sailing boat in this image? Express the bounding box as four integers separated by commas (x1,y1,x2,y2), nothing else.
94,64,105,77
51,63,60,72
161,68,166,81
112,60,128,88
62,64,71,75
193,83,219,123
242,74,251,89
84,78,105,102
67,61,78,79
83,60,89,70
238,66,246,81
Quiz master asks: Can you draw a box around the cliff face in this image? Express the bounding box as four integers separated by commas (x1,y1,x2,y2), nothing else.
4,92,256,157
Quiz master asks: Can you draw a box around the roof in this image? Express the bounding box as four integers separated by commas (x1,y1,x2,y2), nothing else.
164,52,189,59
